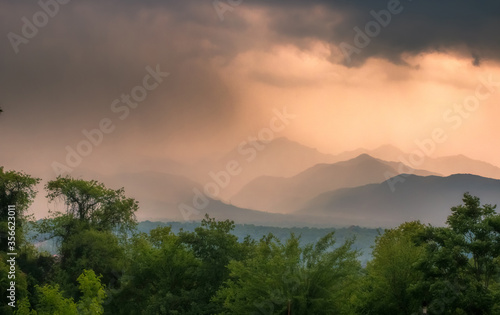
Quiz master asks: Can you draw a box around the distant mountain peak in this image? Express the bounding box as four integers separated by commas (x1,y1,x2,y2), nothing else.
297,173,500,227
269,137,320,151
348,153,379,163
354,153,375,159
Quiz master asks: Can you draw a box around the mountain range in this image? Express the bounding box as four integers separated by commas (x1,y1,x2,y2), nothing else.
297,174,500,227
199,137,339,199
35,137,500,228
231,154,436,213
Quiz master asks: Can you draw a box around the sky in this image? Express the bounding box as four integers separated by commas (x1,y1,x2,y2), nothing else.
1,0,500,184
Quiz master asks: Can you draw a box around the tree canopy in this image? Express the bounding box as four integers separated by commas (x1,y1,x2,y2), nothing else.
0,167,40,251
215,232,361,314
40,176,138,240
415,193,500,314
1,168,500,314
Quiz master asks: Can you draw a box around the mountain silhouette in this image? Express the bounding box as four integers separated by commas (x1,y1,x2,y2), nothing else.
297,174,500,227
232,154,436,213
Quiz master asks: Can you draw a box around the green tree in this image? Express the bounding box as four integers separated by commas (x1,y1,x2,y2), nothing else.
38,177,137,299
357,221,426,314
42,176,138,237
0,168,38,314
111,226,201,314
178,215,254,313
215,232,360,314
16,269,106,315
15,297,37,315
0,167,40,251
76,270,107,315
417,193,500,314
446,194,500,289
0,255,29,315
16,244,59,312
57,229,125,297
33,284,78,315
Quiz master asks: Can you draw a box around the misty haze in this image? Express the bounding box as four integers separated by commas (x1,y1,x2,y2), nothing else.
1,0,500,314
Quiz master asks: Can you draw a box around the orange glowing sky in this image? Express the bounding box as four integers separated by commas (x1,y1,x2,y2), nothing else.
1,0,500,181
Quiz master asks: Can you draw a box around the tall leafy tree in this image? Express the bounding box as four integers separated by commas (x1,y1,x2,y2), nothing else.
215,232,361,314
110,226,201,314
0,167,40,251
178,215,254,313
0,168,39,314
38,176,137,299
57,229,126,298
42,176,138,237
357,221,426,314
446,193,500,289
417,193,500,314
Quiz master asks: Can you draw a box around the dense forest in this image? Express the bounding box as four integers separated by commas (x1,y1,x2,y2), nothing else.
34,221,380,267
1,167,500,314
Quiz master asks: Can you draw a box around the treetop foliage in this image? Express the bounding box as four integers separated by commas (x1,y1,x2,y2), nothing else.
1,168,500,314
42,176,138,236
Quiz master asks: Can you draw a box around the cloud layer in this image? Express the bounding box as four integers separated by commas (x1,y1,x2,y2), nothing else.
1,0,500,180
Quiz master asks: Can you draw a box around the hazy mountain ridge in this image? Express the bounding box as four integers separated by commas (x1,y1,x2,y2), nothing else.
419,155,500,179
201,137,340,199
297,174,500,227
231,153,436,213
160,138,500,208
42,138,500,228
359,145,500,180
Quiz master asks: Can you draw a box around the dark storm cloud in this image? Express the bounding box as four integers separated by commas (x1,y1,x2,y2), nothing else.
0,0,243,140
252,0,500,65
2,0,496,124
2,0,497,95
0,0,250,178
1,0,499,172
